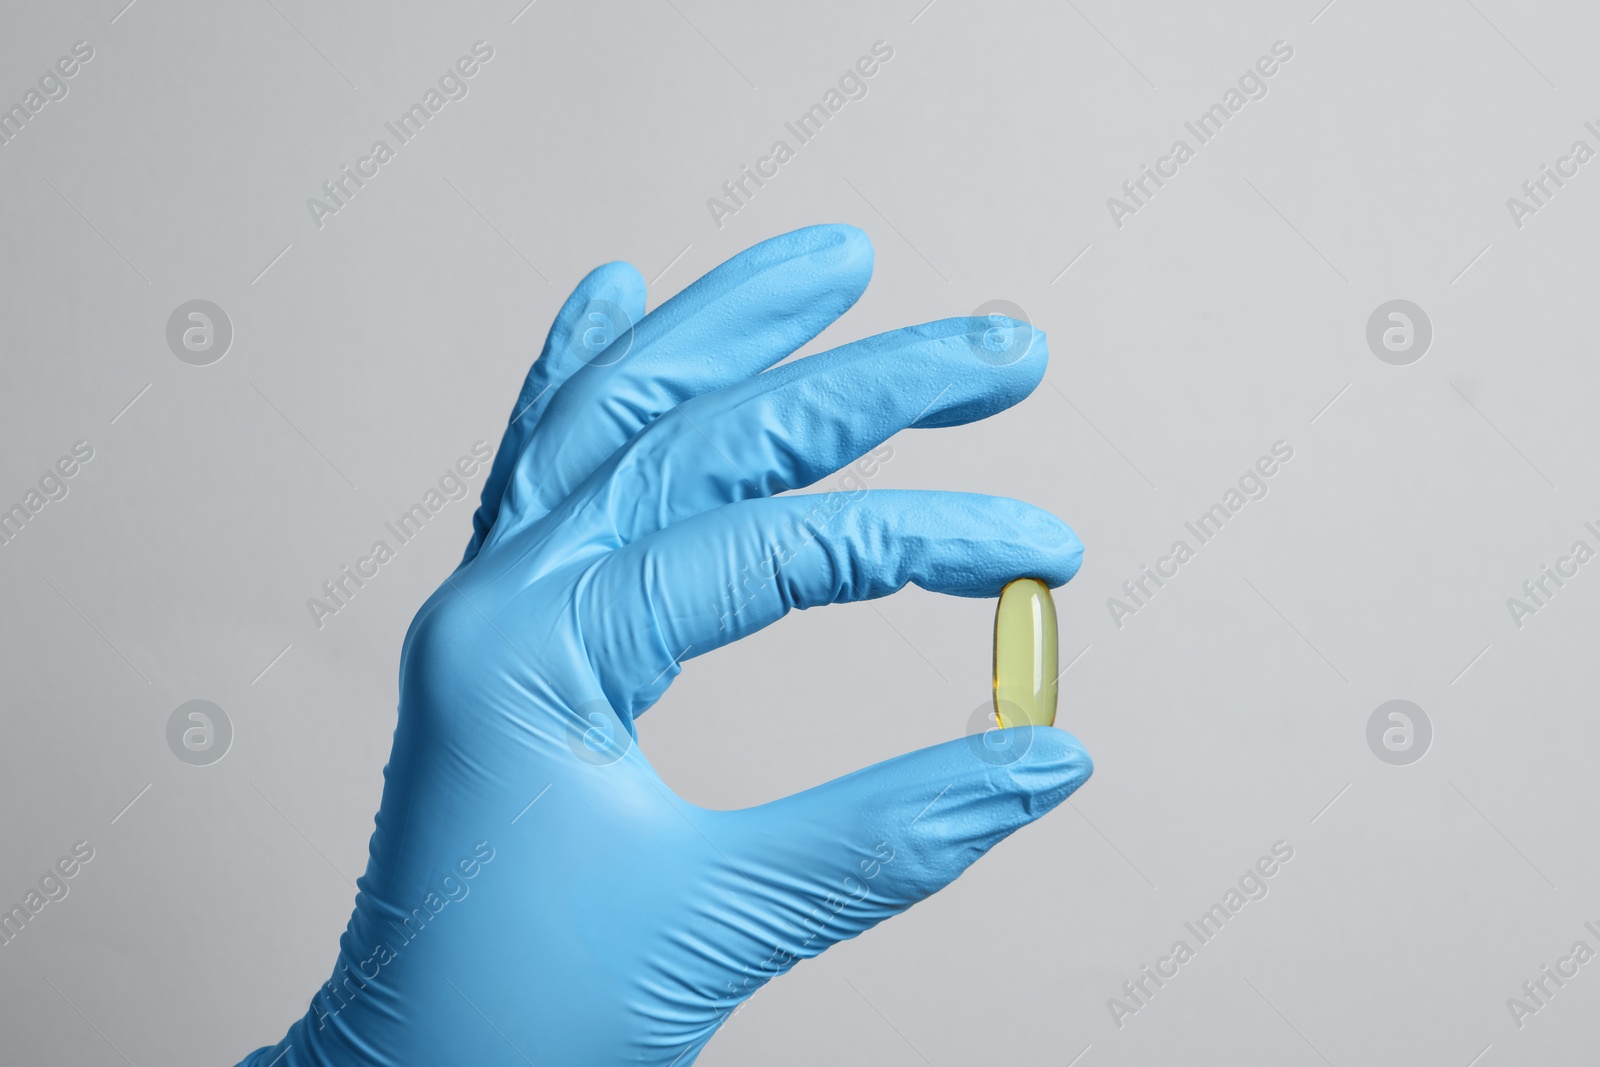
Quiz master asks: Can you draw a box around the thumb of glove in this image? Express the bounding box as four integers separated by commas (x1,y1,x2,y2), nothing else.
700,726,1092,1005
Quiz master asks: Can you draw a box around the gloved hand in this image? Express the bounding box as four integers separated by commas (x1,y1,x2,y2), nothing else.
240,224,1091,1066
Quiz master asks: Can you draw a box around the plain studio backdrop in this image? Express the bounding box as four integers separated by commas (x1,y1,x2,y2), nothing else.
3,0,1599,1063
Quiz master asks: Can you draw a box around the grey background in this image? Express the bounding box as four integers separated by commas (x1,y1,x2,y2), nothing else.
1,0,1596,1063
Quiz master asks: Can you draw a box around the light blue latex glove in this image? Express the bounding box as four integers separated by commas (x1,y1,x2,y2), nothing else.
241,225,1091,1066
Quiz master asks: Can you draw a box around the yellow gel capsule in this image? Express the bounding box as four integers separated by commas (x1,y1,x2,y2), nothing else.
993,578,1058,728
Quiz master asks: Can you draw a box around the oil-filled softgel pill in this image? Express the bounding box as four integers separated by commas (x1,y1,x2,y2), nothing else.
993,578,1058,728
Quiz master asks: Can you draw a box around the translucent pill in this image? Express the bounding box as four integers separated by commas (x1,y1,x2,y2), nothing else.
993,578,1058,728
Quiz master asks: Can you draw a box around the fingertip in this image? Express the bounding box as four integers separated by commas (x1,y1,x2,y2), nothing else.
907,319,1048,428
671,224,874,339
790,223,874,294
1012,324,1049,389
1007,726,1093,816
891,727,1091,867
577,261,648,317
1029,726,1093,784
1029,324,1050,375
1004,500,1084,587
966,316,1047,369
828,222,875,276
1058,523,1084,584
584,259,646,286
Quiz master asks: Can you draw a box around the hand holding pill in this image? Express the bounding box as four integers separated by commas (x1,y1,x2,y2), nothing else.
240,225,1090,1067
